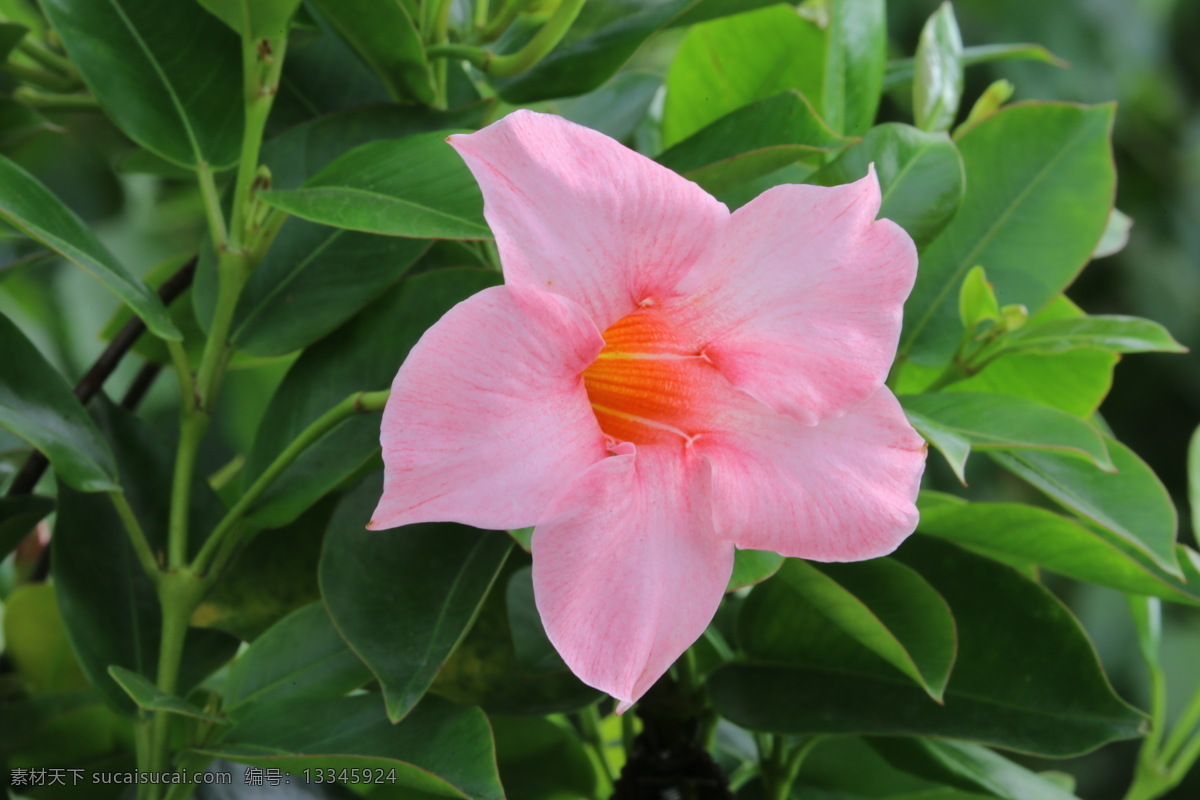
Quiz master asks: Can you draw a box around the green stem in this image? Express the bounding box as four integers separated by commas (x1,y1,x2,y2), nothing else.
0,61,77,91
192,389,390,577
1161,679,1200,765
134,721,154,800
17,38,76,77
480,0,533,41
12,87,98,111
229,35,286,256
427,43,491,69
195,161,228,253
146,573,204,799
109,491,160,579
578,705,616,788
167,414,207,569
486,0,583,77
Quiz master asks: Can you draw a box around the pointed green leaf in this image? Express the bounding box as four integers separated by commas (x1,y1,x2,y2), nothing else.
812,123,965,247
0,156,180,340
259,133,491,240
222,602,373,715
197,0,301,38
823,0,885,136
917,497,1200,605
727,549,784,592
901,103,1116,367
994,315,1186,356
902,392,1114,483
320,476,512,722
741,558,956,701
711,539,1146,756
869,738,1081,800
108,665,225,723
913,2,963,132
1093,208,1132,258
990,436,1179,576
885,42,1066,90
958,265,1000,328
43,0,242,168
657,91,850,195
0,313,119,492
196,695,503,800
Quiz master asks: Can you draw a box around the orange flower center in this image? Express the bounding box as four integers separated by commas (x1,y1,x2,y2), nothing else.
582,307,716,446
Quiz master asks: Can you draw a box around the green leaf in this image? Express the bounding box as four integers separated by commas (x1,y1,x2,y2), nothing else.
492,0,692,104
554,70,661,142
0,313,119,492
306,0,433,105
43,0,243,168
656,91,849,195
885,42,1066,90
320,475,513,722
3,583,90,695
222,602,373,715
740,558,956,701
1190,424,1200,538
259,133,491,240
961,78,1016,131
917,497,1200,605
1093,208,1132,258
710,539,1146,755
823,0,885,136
990,436,1180,577
53,400,238,714
491,716,597,800
662,4,825,148
811,122,965,247
958,265,1000,329
727,549,784,592
901,392,1114,484
0,494,53,561
913,2,963,132
0,156,180,340
0,20,28,59
242,268,500,528
230,220,429,356
992,315,1186,357
901,103,1116,367
197,695,504,800
107,665,225,723
869,738,1081,800
197,0,301,38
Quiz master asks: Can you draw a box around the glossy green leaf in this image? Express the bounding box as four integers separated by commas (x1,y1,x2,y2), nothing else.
435,558,599,715
869,738,1080,800
554,70,661,142
992,315,1186,357
885,42,1066,90
958,265,1000,328
727,549,784,592
492,0,692,104
901,103,1116,366
53,400,238,714
222,602,373,715
108,666,224,723
0,156,180,340
320,475,512,722
491,716,597,800
913,2,963,132
657,91,849,195
990,436,1179,576
0,313,119,492
230,220,429,356
741,558,956,701
917,497,1200,605
3,583,89,695
0,494,53,560
43,0,242,168
662,5,825,148
1190,424,1200,537
901,392,1113,484
824,0,885,136
198,0,301,38
242,268,500,527
812,122,965,247
197,695,503,800
307,0,433,104
961,78,1016,131
710,539,1146,755
259,133,490,240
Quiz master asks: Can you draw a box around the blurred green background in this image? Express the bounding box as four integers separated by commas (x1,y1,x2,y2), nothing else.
0,0,1196,797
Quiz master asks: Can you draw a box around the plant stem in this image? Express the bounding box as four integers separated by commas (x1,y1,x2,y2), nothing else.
0,60,77,91
487,0,583,77
195,162,228,252
146,572,204,799
108,491,160,579
17,38,76,76
12,87,98,111
578,705,616,788
192,389,390,577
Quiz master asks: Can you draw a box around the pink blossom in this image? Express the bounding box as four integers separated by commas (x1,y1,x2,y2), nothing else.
369,110,927,710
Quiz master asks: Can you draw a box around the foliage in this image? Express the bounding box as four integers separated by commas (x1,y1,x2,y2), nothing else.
0,1,1196,799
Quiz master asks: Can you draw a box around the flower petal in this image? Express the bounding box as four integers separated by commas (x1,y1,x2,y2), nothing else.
531,445,732,707
668,170,918,425
448,110,728,330
370,285,607,531
697,388,927,561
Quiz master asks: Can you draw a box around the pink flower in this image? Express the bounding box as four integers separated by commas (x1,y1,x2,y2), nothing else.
369,110,927,710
